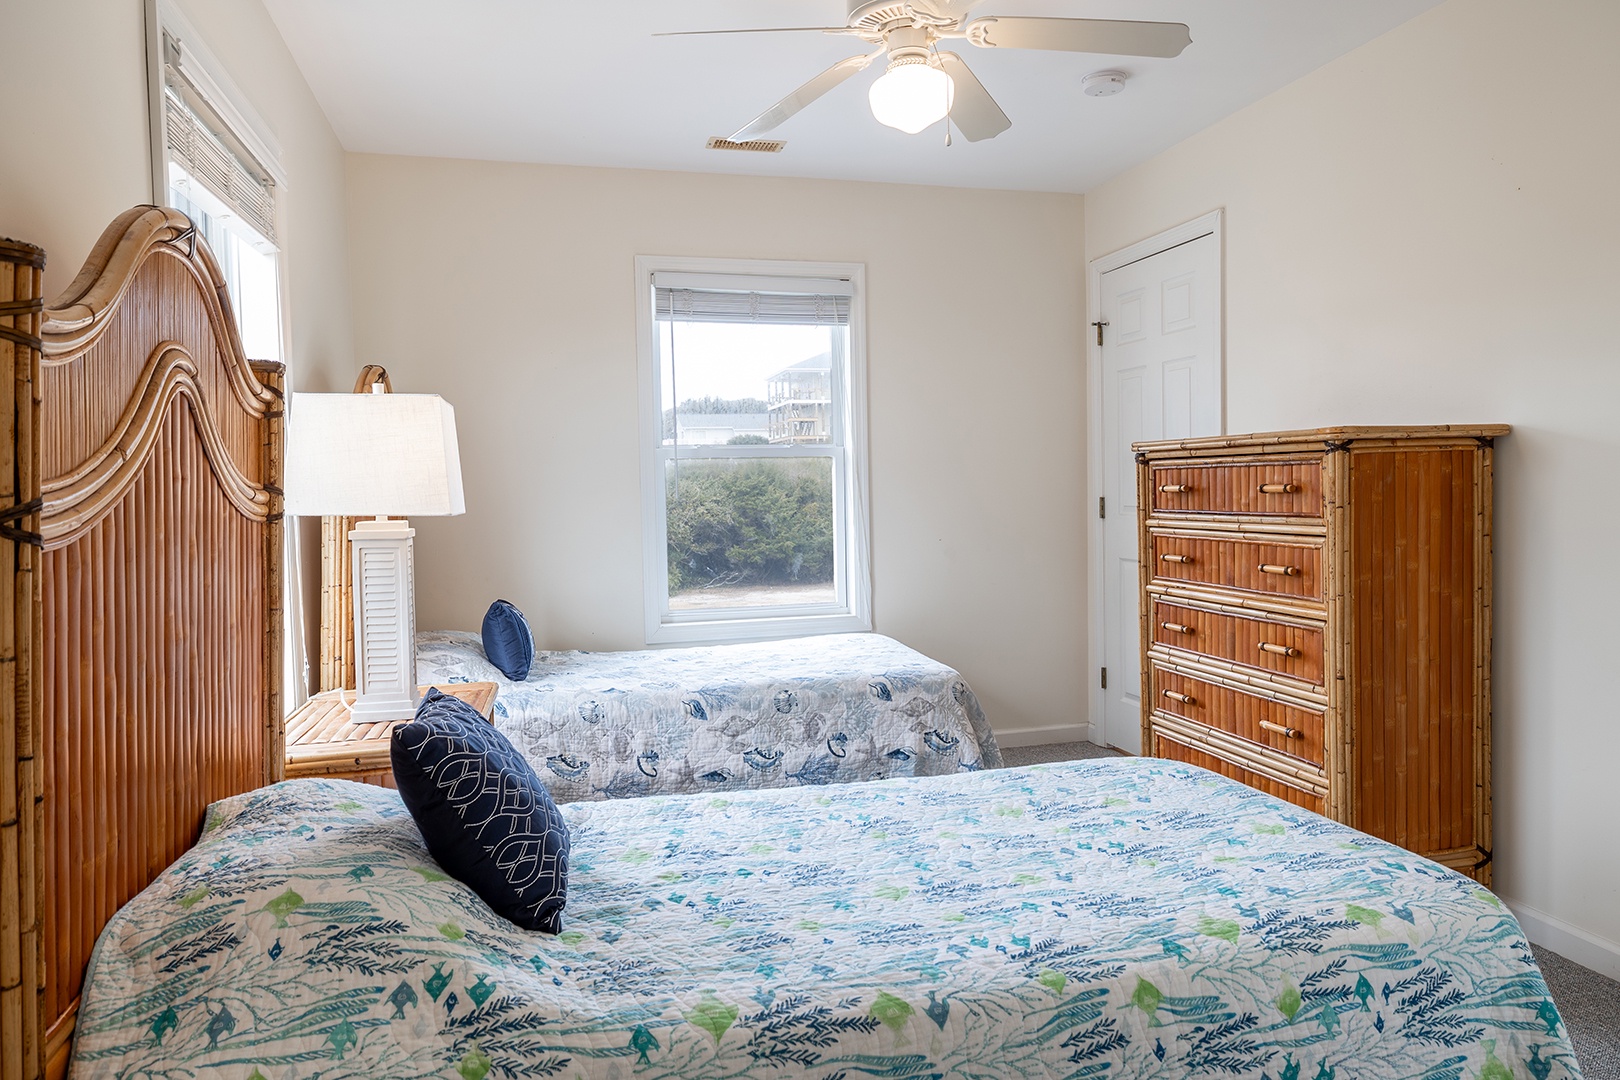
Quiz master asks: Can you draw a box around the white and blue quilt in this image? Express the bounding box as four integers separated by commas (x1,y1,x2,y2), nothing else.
416,631,1002,802
70,759,1581,1079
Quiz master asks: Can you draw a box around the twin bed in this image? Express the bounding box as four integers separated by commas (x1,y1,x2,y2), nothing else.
416,630,1002,800
73,762,1568,1078
1,208,1583,1080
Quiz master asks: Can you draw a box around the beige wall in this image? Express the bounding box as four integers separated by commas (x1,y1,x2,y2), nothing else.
0,2,150,298
0,0,354,690
345,155,1089,740
1086,0,1620,965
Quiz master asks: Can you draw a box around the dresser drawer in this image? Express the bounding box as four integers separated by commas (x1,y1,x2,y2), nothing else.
1151,664,1325,766
1150,727,1326,815
1151,458,1323,518
1151,599,1325,687
1150,532,1324,603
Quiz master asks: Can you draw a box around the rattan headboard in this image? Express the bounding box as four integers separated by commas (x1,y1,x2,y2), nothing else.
1,206,284,1080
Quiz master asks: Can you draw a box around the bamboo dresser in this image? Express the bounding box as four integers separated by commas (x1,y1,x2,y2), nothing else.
1134,425,1507,883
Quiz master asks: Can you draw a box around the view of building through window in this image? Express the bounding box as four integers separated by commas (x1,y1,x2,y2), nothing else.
657,318,846,614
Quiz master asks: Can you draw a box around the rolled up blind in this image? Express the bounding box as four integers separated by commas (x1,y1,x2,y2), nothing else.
653,272,851,326
164,85,277,246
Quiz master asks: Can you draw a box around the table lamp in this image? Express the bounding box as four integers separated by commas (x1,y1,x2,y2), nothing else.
286,388,466,722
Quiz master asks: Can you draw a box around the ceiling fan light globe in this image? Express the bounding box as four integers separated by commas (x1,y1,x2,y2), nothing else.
868,60,955,134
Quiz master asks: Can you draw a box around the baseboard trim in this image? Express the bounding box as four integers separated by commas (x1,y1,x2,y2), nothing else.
993,721,1095,749
1500,894,1620,983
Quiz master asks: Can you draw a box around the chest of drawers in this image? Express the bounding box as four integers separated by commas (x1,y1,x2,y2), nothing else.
1134,426,1507,883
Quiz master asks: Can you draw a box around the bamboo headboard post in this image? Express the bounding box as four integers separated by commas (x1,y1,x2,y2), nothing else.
0,236,45,1080
317,364,392,692
256,360,286,785
12,206,285,1080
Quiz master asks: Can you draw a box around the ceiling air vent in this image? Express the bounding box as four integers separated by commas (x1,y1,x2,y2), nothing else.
706,136,786,153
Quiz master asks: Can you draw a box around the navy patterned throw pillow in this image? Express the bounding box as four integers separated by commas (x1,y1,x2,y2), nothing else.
482,599,534,681
391,689,569,933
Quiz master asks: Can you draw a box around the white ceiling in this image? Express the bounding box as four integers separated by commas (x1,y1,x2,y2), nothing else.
263,0,1441,195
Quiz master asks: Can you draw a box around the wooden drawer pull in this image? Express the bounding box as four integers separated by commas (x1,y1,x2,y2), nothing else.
1160,553,1194,564
1258,563,1300,577
1158,484,1192,494
1259,719,1303,739
1257,641,1301,658
1161,622,1194,635
1162,689,1196,705
1258,483,1299,494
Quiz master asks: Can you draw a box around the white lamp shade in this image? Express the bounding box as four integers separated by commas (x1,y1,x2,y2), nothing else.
868,60,955,134
285,392,467,517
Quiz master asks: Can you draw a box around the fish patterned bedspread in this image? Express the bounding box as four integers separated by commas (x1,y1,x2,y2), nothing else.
415,631,1003,802
70,759,1581,1079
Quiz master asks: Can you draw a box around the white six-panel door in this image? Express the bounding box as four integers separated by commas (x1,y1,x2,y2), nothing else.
1095,219,1222,753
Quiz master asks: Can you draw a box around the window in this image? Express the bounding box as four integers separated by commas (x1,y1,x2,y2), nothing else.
167,161,282,362
637,258,871,645
156,20,283,363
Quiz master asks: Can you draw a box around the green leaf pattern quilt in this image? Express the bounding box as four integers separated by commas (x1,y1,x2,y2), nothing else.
69,760,1581,1079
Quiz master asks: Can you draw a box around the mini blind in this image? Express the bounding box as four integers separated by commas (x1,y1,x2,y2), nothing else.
164,86,278,245
654,273,852,326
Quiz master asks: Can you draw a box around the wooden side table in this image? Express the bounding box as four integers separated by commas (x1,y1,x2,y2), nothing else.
285,682,499,787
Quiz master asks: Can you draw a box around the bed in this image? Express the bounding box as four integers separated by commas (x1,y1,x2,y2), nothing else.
416,629,1003,801
0,209,1583,1080
70,761,1580,1078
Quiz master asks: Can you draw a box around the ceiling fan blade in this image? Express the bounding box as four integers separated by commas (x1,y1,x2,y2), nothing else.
654,27,863,38
729,48,886,142
964,17,1191,58
936,52,1011,142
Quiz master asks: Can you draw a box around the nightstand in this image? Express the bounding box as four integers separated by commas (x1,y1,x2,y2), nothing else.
284,682,499,787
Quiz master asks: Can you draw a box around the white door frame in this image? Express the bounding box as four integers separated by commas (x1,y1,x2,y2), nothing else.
1085,209,1225,747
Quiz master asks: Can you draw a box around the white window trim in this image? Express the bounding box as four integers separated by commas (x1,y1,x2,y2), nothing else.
635,255,872,647
144,0,291,362
145,0,287,200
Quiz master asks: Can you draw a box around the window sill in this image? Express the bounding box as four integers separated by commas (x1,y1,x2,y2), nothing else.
646,610,872,648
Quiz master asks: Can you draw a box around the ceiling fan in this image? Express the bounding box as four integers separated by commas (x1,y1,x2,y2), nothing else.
660,1,1192,142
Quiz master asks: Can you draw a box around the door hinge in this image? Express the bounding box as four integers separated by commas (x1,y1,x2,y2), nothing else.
1099,496,1106,519
1090,320,1108,346
1100,667,1108,690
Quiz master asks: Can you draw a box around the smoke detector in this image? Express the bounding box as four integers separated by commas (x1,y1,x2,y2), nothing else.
1082,70,1128,97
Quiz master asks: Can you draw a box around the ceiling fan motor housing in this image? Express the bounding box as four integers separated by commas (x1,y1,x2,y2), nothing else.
848,1,959,34
848,2,919,31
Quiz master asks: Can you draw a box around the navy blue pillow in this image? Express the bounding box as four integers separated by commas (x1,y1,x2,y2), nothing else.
391,689,568,933
482,599,534,681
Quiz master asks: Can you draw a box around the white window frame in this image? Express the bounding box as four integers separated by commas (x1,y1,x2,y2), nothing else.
635,255,872,646
145,0,288,204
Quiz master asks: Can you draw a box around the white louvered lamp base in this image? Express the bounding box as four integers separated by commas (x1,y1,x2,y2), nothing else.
348,517,419,724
